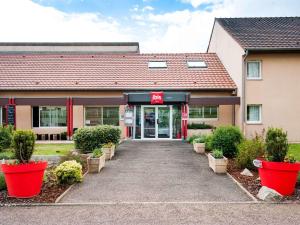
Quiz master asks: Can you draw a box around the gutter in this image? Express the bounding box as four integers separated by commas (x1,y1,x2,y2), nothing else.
242,49,249,136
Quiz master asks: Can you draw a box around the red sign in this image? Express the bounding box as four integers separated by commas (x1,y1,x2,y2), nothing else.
150,92,164,104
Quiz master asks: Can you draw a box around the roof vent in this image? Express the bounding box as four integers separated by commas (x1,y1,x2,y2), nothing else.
148,61,167,68
187,60,207,68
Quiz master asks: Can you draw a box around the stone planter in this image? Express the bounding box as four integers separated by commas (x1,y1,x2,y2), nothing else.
103,145,115,160
193,143,205,154
187,129,213,138
87,154,105,173
208,153,228,173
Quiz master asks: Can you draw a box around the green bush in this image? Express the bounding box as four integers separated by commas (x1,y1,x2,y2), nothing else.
73,125,121,153
265,128,288,162
212,149,223,159
0,126,13,151
92,148,103,158
211,126,243,158
187,123,214,130
236,137,265,169
0,173,7,191
193,136,206,144
60,152,85,166
187,135,202,144
13,130,35,163
54,160,83,185
0,150,15,160
205,134,213,152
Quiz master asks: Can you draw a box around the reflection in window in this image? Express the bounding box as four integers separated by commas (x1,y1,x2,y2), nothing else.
40,106,66,127
85,107,119,126
189,106,218,119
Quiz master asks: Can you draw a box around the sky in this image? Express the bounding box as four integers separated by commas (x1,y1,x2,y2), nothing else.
0,0,299,53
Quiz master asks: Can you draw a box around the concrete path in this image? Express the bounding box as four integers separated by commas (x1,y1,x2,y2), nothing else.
61,141,250,203
1,203,300,225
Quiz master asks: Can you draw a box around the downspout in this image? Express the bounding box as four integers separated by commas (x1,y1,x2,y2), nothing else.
242,49,249,136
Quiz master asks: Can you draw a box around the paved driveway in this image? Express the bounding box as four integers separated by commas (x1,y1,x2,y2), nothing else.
61,141,250,203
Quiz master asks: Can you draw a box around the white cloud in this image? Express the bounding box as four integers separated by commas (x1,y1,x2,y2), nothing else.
142,6,154,12
180,0,222,8
0,0,299,53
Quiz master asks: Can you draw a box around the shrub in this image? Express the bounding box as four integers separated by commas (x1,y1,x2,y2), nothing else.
0,173,7,191
73,125,121,153
187,123,214,130
187,135,202,144
205,134,213,152
60,152,84,166
0,150,15,160
92,148,103,158
211,126,243,158
13,130,35,163
236,137,265,169
265,128,288,162
54,160,83,185
212,149,223,159
193,136,206,144
0,126,13,151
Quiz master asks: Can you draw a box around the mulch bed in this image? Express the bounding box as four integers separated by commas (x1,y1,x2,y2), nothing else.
227,159,300,202
0,166,87,204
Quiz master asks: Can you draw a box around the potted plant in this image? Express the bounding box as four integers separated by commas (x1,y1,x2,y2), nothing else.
87,148,105,173
102,143,115,160
1,130,47,198
253,128,300,196
208,149,228,173
193,136,206,154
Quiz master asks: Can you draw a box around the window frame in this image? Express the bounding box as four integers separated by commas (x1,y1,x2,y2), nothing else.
38,106,67,128
84,106,120,127
187,60,207,68
188,105,219,121
0,107,2,126
148,61,167,69
246,60,262,80
246,104,262,124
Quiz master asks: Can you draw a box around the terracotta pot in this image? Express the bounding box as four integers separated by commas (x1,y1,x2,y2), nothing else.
1,161,47,198
87,154,105,173
208,153,228,174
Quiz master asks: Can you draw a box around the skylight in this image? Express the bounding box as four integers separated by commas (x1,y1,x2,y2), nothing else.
187,60,207,68
148,61,167,68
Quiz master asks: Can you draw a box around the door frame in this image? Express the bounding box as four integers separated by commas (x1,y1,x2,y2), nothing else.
141,105,173,140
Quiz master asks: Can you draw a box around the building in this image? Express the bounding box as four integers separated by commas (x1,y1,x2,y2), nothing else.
0,43,239,140
208,17,300,142
1,17,299,142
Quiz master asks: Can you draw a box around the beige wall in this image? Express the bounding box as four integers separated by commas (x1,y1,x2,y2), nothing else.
16,105,31,130
73,105,84,129
245,53,300,142
207,21,245,128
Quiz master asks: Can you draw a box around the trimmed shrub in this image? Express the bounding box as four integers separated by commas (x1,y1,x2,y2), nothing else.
60,152,85,166
54,160,83,185
212,149,223,159
13,130,35,163
236,137,265,169
193,136,206,144
265,128,288,162
0,126,13,151
0,173,7,191
204,134,213,152
187,123,214,130
0,150,15,160
187,135,202,144
73,125,121,153
211,126,243,158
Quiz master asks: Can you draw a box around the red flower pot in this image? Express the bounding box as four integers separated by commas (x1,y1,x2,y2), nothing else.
1,161,48,198
258,160,300,196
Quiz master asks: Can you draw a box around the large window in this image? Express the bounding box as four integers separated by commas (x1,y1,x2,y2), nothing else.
85,106,119,126
247,61,261,79
189,106,218,119
247,105,262,123
39,106,67,127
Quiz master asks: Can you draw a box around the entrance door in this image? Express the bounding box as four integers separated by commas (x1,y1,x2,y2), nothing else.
141,106,172,139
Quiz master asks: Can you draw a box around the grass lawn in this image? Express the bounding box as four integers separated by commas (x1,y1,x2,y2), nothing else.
33,143,74,156
288,144,300,161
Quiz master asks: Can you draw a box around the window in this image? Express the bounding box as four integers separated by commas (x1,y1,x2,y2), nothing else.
247,61,261,79
85,106,119,126
39,106,66,127
148,61,167,68
187,60,207,68
189,106,218,119
247,105,262,123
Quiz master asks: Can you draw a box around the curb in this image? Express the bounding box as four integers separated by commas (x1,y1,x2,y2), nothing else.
226,172,258,202
55,170,89,203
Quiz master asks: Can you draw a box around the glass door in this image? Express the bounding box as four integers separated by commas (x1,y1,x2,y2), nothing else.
157,106,171,138
141,106,172,139
143,107,156,138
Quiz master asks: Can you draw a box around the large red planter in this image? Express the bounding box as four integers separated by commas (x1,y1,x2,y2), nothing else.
1,161,48,198
258,160,300,196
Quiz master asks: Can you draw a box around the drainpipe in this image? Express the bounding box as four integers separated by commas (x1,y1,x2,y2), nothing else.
242,50,249,136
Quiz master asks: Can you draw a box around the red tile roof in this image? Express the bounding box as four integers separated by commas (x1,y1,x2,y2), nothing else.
0,53,236,90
